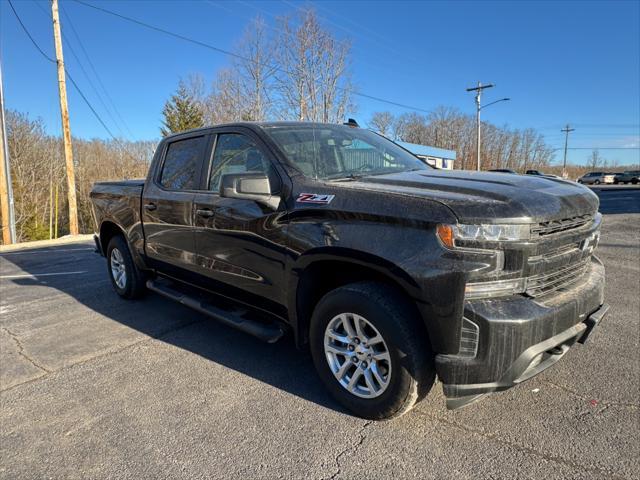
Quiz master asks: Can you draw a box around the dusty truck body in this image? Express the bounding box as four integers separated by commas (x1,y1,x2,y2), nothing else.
90,122,608,419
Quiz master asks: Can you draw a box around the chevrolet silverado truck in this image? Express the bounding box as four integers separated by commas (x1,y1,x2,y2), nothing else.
90,122,608,419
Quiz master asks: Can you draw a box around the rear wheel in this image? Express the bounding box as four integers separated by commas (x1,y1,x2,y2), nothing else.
633,178,639,185
310,282,435,420
595,180,601,185
106,235,146,299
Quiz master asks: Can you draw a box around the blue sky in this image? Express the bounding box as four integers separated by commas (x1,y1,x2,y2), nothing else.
2,0,639,166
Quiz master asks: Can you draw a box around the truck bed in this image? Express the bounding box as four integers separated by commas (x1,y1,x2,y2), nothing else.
90,180,146,254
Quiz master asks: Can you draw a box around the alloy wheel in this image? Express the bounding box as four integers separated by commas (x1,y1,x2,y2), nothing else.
323,313,392,399
110,248,127,289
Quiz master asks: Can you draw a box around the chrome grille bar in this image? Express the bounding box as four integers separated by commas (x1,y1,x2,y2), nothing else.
531,214,593,237
526,260,590,297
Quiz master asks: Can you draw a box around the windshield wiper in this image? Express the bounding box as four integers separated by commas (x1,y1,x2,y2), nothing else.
326,173,364,182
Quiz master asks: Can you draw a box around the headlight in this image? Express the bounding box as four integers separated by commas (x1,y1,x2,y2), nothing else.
437,223,530,248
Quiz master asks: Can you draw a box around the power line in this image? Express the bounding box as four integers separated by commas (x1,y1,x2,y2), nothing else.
8,0,56,63
31,0,134,139
8,0,130,146
59,2,135,138
537,123,640,130
61,17,128,138
71,0,432,114
66,72,119,140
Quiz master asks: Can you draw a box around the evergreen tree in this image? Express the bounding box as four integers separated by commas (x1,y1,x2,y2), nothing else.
160,81,205,136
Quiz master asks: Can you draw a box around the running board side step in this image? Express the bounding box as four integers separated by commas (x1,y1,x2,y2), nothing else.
146,280,286,343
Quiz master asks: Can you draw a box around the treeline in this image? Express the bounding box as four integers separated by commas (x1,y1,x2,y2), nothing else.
4,110,154,242
368,107,556,171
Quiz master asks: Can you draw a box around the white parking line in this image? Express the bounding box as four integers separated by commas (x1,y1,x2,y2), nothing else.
0,248,94,256
0,271,87,279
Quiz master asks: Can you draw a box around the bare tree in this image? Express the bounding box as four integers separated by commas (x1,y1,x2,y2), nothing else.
204,69,247,124
233,16,277,121
393,113,428,144
274,9,354,123
368,111,394,136
587,149,604,169
368,108,556,172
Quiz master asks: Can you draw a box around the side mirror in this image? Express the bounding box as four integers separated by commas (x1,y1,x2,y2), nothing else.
220,173,280,210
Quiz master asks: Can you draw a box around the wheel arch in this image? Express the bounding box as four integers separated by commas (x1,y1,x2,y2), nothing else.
99,220,125,256
287,248,422,348
99,219,149,271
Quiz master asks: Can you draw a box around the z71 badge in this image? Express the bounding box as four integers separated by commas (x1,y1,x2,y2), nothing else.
296,193,335,205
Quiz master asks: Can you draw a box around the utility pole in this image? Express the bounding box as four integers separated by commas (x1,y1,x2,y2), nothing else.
51,0,79,235
466,82,494,171
0,60,17,244
561,124,575,179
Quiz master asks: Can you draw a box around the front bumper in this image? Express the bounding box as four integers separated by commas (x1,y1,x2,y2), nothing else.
436,257,607,409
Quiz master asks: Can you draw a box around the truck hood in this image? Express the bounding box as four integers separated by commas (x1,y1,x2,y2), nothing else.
343,169,599,223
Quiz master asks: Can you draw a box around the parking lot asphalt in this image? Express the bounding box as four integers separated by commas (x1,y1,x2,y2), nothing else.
1,188,639,479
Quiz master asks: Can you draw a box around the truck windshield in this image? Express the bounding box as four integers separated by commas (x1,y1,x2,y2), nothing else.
262,124,431,180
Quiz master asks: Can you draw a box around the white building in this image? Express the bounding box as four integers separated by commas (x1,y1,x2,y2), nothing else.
397,141,456,170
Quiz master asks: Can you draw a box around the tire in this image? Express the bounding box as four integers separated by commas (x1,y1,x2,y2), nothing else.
578,180,583,184
106,235,146,299
633,178,638,185
594,180,600,185
309,282,435,420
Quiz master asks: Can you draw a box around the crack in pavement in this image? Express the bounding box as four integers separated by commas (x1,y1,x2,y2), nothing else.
541,379,640,410
0,318,205,394
1,327,51,374
322,420,373,480
415,410,631,480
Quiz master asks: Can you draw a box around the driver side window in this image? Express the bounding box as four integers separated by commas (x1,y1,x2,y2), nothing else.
208,133,279,193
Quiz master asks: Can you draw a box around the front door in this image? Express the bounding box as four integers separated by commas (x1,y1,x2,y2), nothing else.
193,130,289,313
142,133,209,277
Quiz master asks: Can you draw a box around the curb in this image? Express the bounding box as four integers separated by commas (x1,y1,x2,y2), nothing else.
0,234,95,253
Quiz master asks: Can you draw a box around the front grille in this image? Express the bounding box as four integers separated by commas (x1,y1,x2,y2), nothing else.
525,259,590,297
531,214,593,237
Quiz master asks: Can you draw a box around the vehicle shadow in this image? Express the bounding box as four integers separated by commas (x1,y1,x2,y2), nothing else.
4,246,344,415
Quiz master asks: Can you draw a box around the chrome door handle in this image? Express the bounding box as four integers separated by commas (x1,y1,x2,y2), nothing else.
144,203,157,211
196,209,214,218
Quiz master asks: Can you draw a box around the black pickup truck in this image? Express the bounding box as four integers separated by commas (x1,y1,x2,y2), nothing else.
90,122,608,419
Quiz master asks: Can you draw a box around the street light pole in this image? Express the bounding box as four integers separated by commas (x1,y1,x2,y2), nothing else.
561,124,575,179
466,82,493,171
466,83,511,171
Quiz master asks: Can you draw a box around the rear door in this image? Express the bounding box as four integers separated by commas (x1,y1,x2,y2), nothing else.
192,128,289,313
142,132,210,276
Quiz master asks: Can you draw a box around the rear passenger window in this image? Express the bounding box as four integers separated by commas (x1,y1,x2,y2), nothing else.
159,136,205,190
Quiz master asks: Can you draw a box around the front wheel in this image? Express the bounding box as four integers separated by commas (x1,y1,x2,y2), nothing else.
310,282,435,420
106,235,146,299
595,180,601,185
